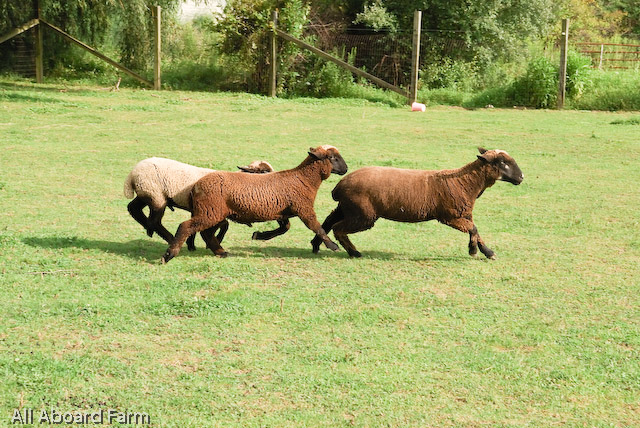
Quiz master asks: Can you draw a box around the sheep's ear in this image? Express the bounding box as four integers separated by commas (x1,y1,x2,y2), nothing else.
478,146,488,154
237,166,251,172
477,154,490,163
308,147,324,159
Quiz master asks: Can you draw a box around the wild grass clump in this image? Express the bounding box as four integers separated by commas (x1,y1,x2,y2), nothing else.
569,70,640,111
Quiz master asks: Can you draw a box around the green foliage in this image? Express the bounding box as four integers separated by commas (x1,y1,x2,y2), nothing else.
420,58,478,92
0,0,181,75
289,53,354,97
611,116,640,125
510,56,558,108
569,69,640,111
385,0,556,66
565,49,592,98
215,0,310,94
353,0,398,32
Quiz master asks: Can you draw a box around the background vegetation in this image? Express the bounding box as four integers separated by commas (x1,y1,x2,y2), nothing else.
1,0,639,110
1,77,639,426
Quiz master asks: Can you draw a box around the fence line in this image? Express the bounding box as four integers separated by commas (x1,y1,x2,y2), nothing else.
575,41,640,70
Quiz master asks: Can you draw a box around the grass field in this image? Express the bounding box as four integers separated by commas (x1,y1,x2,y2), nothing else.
1,77,639,427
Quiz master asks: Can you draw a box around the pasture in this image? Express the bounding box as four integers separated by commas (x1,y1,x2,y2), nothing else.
0,77,639,427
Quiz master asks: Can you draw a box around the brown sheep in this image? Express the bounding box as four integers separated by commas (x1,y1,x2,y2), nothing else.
161,145,348,263
237,160,291,241
311,147,524,259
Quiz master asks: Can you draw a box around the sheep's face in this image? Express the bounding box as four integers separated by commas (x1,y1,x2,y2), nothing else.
309,145,348,175
477,147,524,185
237,160,274,174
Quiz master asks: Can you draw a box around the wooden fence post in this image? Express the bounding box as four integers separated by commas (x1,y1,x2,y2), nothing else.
269,10,278,97
557,18,569,109
34,0,43,83
153,5,162,90
409,10,422,105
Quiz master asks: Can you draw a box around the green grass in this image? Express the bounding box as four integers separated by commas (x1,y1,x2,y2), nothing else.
1,76,639,427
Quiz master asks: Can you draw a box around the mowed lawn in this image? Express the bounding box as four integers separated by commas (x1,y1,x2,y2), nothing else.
1,78,639,427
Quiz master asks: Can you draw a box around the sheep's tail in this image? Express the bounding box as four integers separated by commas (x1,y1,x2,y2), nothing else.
123,170,136,199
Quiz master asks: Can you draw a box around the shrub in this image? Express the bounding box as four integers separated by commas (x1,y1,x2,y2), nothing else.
565,50,593,98
569,69,640,111
420,59,479,92
510,56,558,108
215,0,310,94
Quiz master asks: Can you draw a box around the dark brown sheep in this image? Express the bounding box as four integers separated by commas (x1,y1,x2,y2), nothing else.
311,147,524,259
161,145,348,263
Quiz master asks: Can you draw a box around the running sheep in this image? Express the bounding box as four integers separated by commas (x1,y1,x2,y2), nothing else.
124,157,274,251
311,147,524,259
161,145,348,263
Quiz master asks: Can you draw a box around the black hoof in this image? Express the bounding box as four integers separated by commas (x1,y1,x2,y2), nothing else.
187,244,196,252
252,231,259,240
349,251,362,258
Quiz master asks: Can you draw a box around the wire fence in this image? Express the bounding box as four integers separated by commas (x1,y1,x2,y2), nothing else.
301,25,468,88
4,33,36,78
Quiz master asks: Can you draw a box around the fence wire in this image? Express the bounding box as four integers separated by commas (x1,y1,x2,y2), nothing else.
300,26,468,88
4,32,36,78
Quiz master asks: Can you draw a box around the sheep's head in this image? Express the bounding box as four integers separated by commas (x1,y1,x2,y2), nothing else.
237,160,274,174
308,145,348,175
477,147,524,185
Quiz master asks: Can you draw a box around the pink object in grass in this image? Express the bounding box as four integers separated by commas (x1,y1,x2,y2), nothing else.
411,102,426,112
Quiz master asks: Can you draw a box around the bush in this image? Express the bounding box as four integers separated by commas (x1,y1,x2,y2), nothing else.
463,86,511,109
569,69,640,110
215,0,310,94
510,56,558,108
420,59,479,92
565,50,593,98
289,56,354,98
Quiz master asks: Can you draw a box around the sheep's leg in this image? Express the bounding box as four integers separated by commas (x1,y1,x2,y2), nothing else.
311,208,344,253
191,220,227,250
216,220,230,243
332,217,376,258
148,207,175,244
252,219,290,241
186,233,197,251
162,216,223,263
445,218,496,260
200,226,228,258
127,197,151,235
298,212,339,251
474,228,495,260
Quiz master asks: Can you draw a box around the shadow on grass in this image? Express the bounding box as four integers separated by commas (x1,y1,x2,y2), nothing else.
229,245,395,260
0,80,97,98
23,236,172,263
22,235,399,262
23,236,467,263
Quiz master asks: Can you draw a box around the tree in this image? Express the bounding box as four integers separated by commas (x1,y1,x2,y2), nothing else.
0,0,181,73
